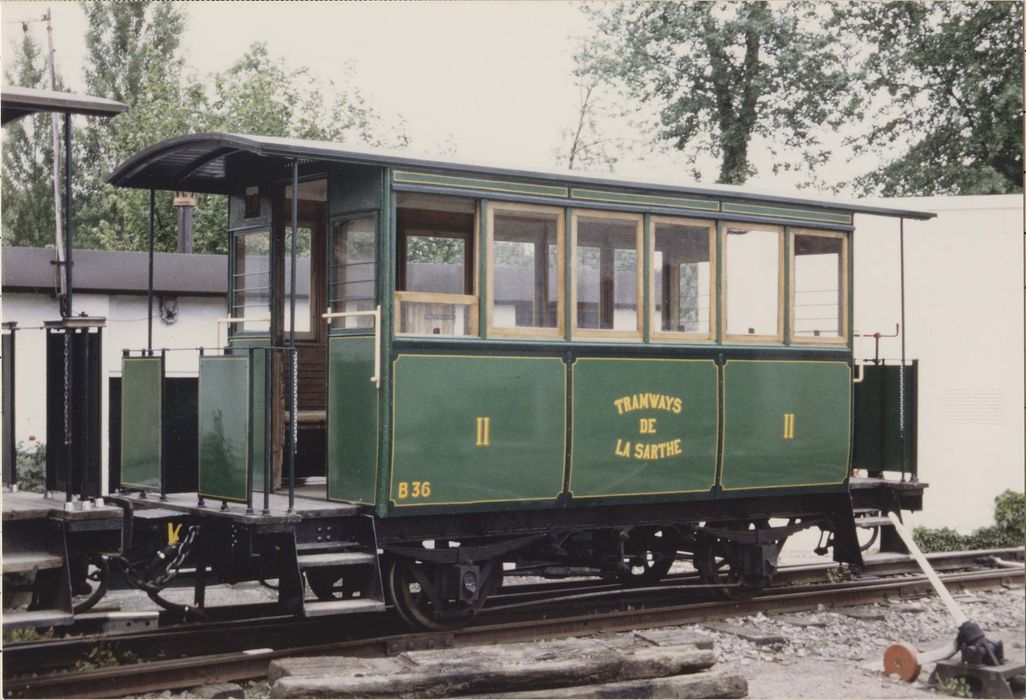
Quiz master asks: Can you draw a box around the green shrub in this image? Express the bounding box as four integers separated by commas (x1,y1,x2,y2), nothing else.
15,441,45,493
994,489,1025,538
913,490,1025,552
913,526,968,553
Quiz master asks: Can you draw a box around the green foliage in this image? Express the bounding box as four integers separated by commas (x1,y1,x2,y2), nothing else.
577,2,857,184
3,625,54,645
1,32,64,248
994,489,1025,537
913,490,1025,552
5,4,409,256
839,2,1024,195
912,526,967,554
16,441,46,493
937,676,973,699
74,642,138,670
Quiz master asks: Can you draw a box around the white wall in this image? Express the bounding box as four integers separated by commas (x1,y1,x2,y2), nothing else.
3,291,226,493
854,195,1024,532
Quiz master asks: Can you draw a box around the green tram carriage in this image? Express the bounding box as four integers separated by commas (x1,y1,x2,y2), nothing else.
107,133,931,628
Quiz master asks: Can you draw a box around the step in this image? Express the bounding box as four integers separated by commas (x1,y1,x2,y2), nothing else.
297,540,361,554
297,552,376,569
3,552,64,574
303,598,385,617
3,608,74,630
856,516,895,529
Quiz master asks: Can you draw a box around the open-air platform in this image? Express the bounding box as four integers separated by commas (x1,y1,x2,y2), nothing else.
2,489,124,523
117,487,360,525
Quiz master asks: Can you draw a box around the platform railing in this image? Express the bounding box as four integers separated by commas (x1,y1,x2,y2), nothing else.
120,343,298,515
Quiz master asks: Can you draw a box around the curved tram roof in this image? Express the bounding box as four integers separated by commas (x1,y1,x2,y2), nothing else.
108,132,935,221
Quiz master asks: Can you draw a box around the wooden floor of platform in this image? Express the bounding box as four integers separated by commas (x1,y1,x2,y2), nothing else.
2,490,124,522
118,487,360,524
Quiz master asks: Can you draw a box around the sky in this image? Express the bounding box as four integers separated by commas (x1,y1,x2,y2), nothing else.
1,1,870,194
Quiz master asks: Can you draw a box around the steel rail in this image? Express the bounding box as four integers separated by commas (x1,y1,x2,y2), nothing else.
6,548,1021,676
5,565,1022,699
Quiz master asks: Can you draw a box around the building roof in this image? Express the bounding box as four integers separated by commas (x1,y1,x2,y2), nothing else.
1,86,127,125
107,132,935,221
2,247,228,296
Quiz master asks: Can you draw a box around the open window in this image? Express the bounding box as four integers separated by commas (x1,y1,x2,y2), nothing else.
230,227,271,334
790,229,848,344
723,223,784,343
572,211,642,340
651,217,715,341
395,193,478,336
487,203,564,338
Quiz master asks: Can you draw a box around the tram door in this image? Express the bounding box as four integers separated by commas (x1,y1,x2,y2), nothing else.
324,212,379,504
281,179,329,486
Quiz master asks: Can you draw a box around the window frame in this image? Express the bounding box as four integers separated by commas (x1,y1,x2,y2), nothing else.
486,201,565,340
721,221,785,344
649,215,717,343
788,227,849,346
571,209,644,341
394,290,480,337
327,211,379,336
228,224,273,337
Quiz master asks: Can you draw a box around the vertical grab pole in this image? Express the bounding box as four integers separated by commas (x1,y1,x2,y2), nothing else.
263,346,272,515
246,347,255,515
159,348,168,502
148,190,156,352
288,160,299,512
898,217,907,481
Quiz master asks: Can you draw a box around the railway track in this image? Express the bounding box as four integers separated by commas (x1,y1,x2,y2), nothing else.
4,548,1022,699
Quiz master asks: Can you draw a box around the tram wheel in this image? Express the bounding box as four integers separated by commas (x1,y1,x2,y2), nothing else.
72,552,109,614
694,537,748,600
618,528,675,586
385,557,499,631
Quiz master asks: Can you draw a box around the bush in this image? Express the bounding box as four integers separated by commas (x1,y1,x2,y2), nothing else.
913,490,1025,552
994,489,1025,538
15,441,45,493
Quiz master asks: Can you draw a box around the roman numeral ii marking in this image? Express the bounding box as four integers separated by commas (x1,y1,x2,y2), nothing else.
783,413,796,440
476,416,491,447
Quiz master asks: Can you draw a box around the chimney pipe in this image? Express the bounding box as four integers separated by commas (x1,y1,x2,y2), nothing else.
173,192,196,253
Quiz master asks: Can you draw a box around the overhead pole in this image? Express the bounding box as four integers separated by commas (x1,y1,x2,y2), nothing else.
42,9,67,313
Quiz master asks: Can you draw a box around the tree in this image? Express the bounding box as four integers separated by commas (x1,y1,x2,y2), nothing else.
576,2,857,185
841,2,1023,196
1,31,64,248
207,42,408,147
556,77,621,172
74,1,202,253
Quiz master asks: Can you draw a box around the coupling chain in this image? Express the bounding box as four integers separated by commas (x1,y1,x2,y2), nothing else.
63,331,71,445
114,525,200,593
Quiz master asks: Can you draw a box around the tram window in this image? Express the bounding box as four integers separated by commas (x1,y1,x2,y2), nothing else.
283,226,312,334
489,204,563,337
231,228,271,334
791,230,847,342
724,224,783,341
574,213,642,337
652,218,714,339
329,215,377,330
396,193,477,336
